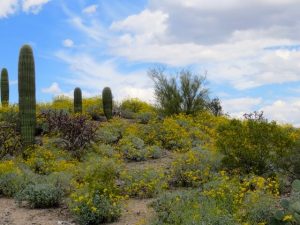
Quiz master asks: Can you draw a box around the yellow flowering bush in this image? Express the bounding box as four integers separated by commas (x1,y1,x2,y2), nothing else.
69,187,122,224
25,147,76,175
216,118,296,174
170,149,221,187
203,172,279,224
120,167,168,198
70,156,124,224
0,160,21,175
120,98,155,114
161,114,193,152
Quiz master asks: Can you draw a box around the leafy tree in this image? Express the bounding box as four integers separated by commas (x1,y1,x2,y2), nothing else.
149,67,210,116
208,98,223,116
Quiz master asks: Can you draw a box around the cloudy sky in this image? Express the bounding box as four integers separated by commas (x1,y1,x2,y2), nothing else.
1,0,300,125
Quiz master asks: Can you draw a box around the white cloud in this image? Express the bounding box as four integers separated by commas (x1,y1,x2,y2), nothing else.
261,99,300,127
22,0,50,14
55,51,154,102
0,0,50,18
107,0,300,90
0,0,18,18
42,82,62,95
62,39,74,48
222,97,263,118
82,4,98,15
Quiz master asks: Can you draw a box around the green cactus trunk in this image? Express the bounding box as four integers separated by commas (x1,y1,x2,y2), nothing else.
18,45,36,147
102,87,113,120
74,87,82,113
1,68,9,107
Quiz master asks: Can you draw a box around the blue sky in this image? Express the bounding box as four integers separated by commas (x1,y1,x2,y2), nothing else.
1,0,300,125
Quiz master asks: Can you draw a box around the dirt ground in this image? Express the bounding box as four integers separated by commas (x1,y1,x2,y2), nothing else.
0,198,154,225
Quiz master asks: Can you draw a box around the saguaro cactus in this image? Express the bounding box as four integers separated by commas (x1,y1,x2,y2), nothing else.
74,87,82,113
102,87,113,120
18,45,36,147
1,68,9,107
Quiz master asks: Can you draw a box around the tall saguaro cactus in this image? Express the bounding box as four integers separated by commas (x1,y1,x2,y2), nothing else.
1,68,9,107
74,87,82,113
102,87,113,120
18,45,36,147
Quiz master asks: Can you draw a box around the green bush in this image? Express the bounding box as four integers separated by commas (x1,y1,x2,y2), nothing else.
15,183,63,208
0,172,25,197
70,190,122,225
216,118,296,174
170,149,221,187
118,135,148,161
120,167,168,198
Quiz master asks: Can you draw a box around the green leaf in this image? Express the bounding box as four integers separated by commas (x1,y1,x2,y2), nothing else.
291,202,300,213
274,210,285,220
280,199,290,209
292,179,300,192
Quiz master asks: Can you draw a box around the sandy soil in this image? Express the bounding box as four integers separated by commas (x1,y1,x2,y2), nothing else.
0,198,74,225
0,198,154,225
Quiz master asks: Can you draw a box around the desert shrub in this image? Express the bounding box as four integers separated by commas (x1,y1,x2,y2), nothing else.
95,119,127,144
70,189,122,225
0,122,21,159
0,172,26,197
149,67,210,116
120,168,168,198
161,115,193,152
83,97,103,120
216,117,296,174
118,135,148,161
70,157,124,224
15,183,63,208
151,173,279,225
40,111,98,158
25,147,76,175
120,98,154,114
122,121,163,146
0,160,21,175
271,179,300,224
0,105,19,126
39,109,69,134
91,143,121,159
151,190,239,225
47,171,73,194
147,145,165,159
170,149,221,187
51,95,73,112
137,112,155,124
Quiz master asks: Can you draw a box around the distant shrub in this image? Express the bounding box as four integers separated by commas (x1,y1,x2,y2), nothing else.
161,115,193,152
15,183,63,208
170,149,221,187
120,167,168,198
146,145,165,159
70,157,123,224
70,190,122,225
40,111,98,158
0,172,25,197
0,122,21,159
151,172,278,225
95,119,127,144
120,98,154,114
118,135,148,161
25,147,75,175
216,116,296,174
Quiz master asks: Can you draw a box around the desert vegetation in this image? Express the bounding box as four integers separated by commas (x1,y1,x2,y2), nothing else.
0,45,299,225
